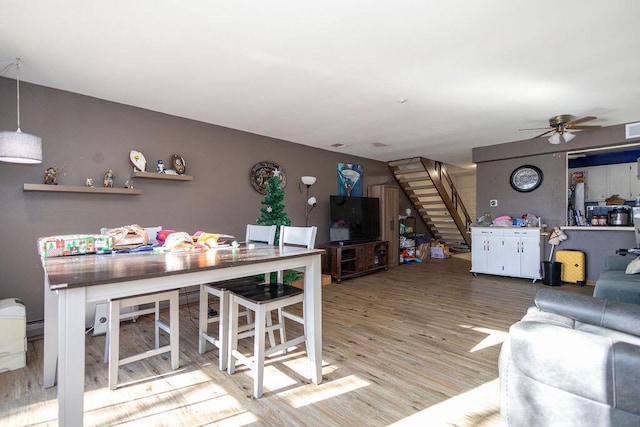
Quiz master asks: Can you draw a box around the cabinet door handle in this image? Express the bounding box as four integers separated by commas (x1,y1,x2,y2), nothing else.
390,220,394,231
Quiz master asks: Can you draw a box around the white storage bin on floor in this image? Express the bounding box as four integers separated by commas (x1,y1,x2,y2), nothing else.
0,298,27,372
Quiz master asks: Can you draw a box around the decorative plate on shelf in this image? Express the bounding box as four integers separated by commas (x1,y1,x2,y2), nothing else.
171,154,186,174
250,161,286,194
129,150,146,172
510,165,543,192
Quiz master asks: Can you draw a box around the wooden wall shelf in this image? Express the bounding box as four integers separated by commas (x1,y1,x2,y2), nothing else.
131,171,193,181
23,183,142,195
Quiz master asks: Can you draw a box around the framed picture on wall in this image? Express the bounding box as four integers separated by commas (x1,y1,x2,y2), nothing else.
337,163,363,196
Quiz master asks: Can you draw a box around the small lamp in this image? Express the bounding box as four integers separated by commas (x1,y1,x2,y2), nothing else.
301,176,316,187
301,176,317,226
0,58,42,164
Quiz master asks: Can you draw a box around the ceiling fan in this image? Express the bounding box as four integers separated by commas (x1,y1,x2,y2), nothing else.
520,114,601,144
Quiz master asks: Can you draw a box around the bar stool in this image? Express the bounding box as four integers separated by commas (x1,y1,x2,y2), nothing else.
105,289,180,390
198,224,277,371
227,225,317,398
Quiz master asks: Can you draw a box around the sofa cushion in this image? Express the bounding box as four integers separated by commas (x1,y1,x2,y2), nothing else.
626,256,640,274
594,270,640,304
604,255,634,271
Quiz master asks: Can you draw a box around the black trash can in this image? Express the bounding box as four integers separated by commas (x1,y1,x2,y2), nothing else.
541,261,562,286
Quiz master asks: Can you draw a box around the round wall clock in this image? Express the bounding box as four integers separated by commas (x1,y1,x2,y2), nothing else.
510,165,543,192
250,161,286,194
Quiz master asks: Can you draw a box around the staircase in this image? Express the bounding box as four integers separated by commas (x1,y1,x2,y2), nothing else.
388,157,472,251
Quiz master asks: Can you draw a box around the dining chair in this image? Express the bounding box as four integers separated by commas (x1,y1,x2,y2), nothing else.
105,290,179,390
101,226,181,390
198,224,277,371
227,225,317,398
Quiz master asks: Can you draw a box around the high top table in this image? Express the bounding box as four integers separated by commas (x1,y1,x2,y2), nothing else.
41,245,324,426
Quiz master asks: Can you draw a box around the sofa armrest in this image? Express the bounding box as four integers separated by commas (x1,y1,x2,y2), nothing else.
604,255,633,271
534,288,640,337
506,321,640,415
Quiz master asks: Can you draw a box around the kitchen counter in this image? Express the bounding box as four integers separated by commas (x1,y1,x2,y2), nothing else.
561,226,633,231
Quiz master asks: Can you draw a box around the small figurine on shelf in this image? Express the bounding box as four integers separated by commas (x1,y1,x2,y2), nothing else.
171,154,186,174
104,169,115,188
85,177,94,187
43,167,59,185
157,160,166,173
123,180,133,189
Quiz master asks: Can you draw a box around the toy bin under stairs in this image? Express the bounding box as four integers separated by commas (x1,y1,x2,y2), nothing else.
0,298,27,372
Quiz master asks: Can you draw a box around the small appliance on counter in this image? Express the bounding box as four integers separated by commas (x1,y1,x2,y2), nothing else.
608,206,631,226
586,205,631,226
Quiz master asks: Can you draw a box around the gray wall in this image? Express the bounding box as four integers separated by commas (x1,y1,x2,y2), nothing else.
473,123,640,281
0,77,397,323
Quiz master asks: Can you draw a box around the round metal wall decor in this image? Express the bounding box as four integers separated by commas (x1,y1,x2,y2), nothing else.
510,165,543,193
250,161,286,194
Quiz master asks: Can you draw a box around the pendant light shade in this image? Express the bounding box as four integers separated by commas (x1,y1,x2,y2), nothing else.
0,58,42,164
0,130,42,163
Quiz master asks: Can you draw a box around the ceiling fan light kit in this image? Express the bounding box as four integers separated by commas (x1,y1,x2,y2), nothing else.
520,114,601,144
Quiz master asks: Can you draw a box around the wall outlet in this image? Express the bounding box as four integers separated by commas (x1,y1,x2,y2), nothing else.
490,199,498,207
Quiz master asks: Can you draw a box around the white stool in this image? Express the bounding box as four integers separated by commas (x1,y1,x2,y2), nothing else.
198,224,277,371
227,226,317,398
227,282,306,398
105,289,180,390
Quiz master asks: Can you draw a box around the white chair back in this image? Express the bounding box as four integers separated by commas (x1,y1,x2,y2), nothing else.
246,224,277,246
279,226,317,250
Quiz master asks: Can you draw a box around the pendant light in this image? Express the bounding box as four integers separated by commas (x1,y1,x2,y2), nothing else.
0,58,42,164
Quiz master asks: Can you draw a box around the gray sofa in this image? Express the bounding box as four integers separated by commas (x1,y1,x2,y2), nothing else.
499,289,640,426
593,256,640,304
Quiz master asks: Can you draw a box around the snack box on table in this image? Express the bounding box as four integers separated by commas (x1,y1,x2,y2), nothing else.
38,234,113,258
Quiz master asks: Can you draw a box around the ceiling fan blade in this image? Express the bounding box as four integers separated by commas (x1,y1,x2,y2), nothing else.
533,129,555,138
568,116,597,126
519,127,552,131
567,124,602,130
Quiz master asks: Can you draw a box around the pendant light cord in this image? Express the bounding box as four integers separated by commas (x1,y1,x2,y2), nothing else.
0,58,22,132
15,58,21,132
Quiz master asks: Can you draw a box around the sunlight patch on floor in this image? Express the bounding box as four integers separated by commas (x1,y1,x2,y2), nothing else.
286,374,370,408
388,378,501,427
459,324,509,353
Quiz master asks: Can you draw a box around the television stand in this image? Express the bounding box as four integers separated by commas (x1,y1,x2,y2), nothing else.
325,241,389,283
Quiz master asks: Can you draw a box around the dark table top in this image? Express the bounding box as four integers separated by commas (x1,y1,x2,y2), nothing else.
42,246,324,290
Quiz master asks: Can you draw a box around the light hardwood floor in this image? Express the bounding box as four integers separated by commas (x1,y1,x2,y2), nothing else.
1,256,593,426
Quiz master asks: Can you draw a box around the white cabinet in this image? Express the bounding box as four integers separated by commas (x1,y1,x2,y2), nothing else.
471,228,503,275
471,227,542,281
629,163,640,200
583,166,608,201
608,164,632,200
580,163,640,202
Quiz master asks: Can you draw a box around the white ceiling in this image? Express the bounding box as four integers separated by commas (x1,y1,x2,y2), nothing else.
2,1,640,170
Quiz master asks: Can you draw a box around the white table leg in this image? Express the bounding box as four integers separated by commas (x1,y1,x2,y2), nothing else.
218,290,229,372
198,285,208,354
43,275,58,388
58,287,87,426
254,304,266,398
169,291,179,370
304,254,323,385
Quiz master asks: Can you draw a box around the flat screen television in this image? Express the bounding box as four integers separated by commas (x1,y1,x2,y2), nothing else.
329,195,380,244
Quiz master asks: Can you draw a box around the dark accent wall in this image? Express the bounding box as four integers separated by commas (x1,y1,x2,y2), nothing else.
473,123,640,281
0,77,399,323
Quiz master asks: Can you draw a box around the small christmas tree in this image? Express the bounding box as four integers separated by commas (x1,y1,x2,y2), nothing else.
256,174,291,236
256,174,300,284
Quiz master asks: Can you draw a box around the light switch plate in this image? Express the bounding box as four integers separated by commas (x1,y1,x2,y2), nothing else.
490,199,498,207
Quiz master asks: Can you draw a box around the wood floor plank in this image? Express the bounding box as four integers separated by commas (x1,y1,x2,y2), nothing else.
0,255,593,426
